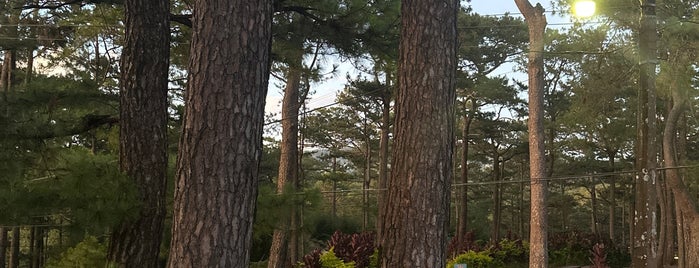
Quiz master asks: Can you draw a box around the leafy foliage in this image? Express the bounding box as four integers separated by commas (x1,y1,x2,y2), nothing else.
448,231,482,258
300,231,376,268
590,243,609,268
320,248,356,268
45,236,108,268
446,250,495,268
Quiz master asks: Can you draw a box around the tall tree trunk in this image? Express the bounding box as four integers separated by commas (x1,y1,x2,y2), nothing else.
457,108,473,239
608,152,616,243
492,154,502,243
1,51,15,92
378,0,457,266
8,228,17,268
0,227,6,268
513,1,548,267
107,0,170,267
363,116,371,231
24,49,34,86
267,64,302,268
166,0,272,266
376,85,391,244
631,0,659,266
590,179,599,238
663,79,699,267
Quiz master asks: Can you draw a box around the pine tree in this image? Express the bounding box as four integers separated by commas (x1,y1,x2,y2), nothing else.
166,0,272,266
378,0,457,266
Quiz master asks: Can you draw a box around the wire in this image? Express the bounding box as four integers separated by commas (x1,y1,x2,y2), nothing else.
272,164,699,196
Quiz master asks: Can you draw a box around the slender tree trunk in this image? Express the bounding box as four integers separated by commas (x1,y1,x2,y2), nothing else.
332,156,338,219
631,0,659,266
363,116,371,231
24,49,33,86
166,0,272,266
492,154,502,243
513,1,548,267
378,0,457,265
267,64,302,268
457,109,473,239
0,227,6,268
590,179,599,238
656,170,668,265
107,0,170,267
376,87,390,244
608,152,616,243
8,228,17,268
663,77,699,267
1,51,15,92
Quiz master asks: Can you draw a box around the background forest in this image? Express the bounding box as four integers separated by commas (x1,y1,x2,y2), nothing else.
0,0,698,267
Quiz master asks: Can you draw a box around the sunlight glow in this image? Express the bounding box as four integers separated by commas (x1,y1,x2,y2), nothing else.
573,1,596,17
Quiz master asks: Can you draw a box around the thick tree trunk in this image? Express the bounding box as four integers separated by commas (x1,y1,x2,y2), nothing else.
267,65,302,268
378,0,457,266
513,1,548,267
107,0,170,267
631,0,659,267
166,0,272,266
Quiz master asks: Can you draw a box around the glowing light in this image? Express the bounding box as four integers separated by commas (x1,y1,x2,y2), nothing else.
574,1,596,17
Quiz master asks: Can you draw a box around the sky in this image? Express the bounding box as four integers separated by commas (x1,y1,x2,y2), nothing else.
264,1,575,118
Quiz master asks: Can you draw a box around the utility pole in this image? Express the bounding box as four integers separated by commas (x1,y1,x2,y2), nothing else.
631,0,658,267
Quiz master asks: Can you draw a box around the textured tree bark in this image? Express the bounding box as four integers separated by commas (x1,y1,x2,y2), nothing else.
378,0,457,266
631,0,659,266
267,65,302,268
106,0,169,267
166,0,272,266
513,1,548,267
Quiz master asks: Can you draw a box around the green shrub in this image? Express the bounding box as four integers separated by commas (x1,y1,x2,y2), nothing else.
446,250,494,268
490,238,528,264
45,236,107,268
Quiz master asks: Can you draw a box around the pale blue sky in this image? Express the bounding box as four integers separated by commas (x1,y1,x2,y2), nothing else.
265,1,574,117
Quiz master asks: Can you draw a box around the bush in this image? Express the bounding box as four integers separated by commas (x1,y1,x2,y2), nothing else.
299,231,376,268
446,250,494,268
489,238,528,264
45,236,107,268
448,231,482,258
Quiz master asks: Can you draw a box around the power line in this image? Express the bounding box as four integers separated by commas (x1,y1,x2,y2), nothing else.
268,164,699,196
